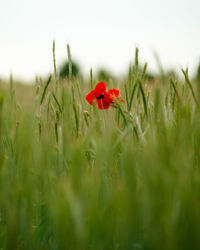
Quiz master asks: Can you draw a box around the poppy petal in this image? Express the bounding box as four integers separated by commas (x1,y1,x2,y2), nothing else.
103,92,112,103
94,82,107,97
86,90,95,105
107,89,119,99
96,98,110,109
107,89,119,103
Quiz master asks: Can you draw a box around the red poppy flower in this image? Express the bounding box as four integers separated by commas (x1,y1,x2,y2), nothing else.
86,82,124,109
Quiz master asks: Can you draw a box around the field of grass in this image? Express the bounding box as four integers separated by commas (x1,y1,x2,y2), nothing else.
0,46,200,250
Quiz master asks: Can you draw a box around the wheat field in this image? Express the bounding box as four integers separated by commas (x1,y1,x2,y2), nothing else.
0,46,200,250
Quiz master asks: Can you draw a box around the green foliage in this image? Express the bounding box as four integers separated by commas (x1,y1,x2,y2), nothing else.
0,48,200,250
96,68,113,81
59,60,80,79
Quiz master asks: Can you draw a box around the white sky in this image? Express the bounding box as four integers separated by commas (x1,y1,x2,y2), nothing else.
0,0,200,81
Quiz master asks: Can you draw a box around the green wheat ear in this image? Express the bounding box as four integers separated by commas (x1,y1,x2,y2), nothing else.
53,40,58,92
67,44,72,82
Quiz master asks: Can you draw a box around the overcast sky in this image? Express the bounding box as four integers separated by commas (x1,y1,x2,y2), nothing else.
1,0,200,80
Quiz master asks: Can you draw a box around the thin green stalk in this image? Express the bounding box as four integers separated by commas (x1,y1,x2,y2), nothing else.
73,103,79,136
71,85,79,136
9,73,15,104
100,99,107,132
90,68,94,90
115,101,128,126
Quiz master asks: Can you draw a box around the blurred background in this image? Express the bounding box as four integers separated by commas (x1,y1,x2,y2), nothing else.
0,0,200,82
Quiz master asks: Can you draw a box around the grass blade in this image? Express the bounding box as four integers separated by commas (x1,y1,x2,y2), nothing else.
52,93,63,114
139,80,148,118
40,75,52,104
182,68,199,108
128,81,138,112
170,79,180,102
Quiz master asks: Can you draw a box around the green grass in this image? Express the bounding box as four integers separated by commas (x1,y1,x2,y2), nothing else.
0,47,200,250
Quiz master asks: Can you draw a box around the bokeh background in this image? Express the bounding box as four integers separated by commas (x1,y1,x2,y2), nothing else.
1,0,200,81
